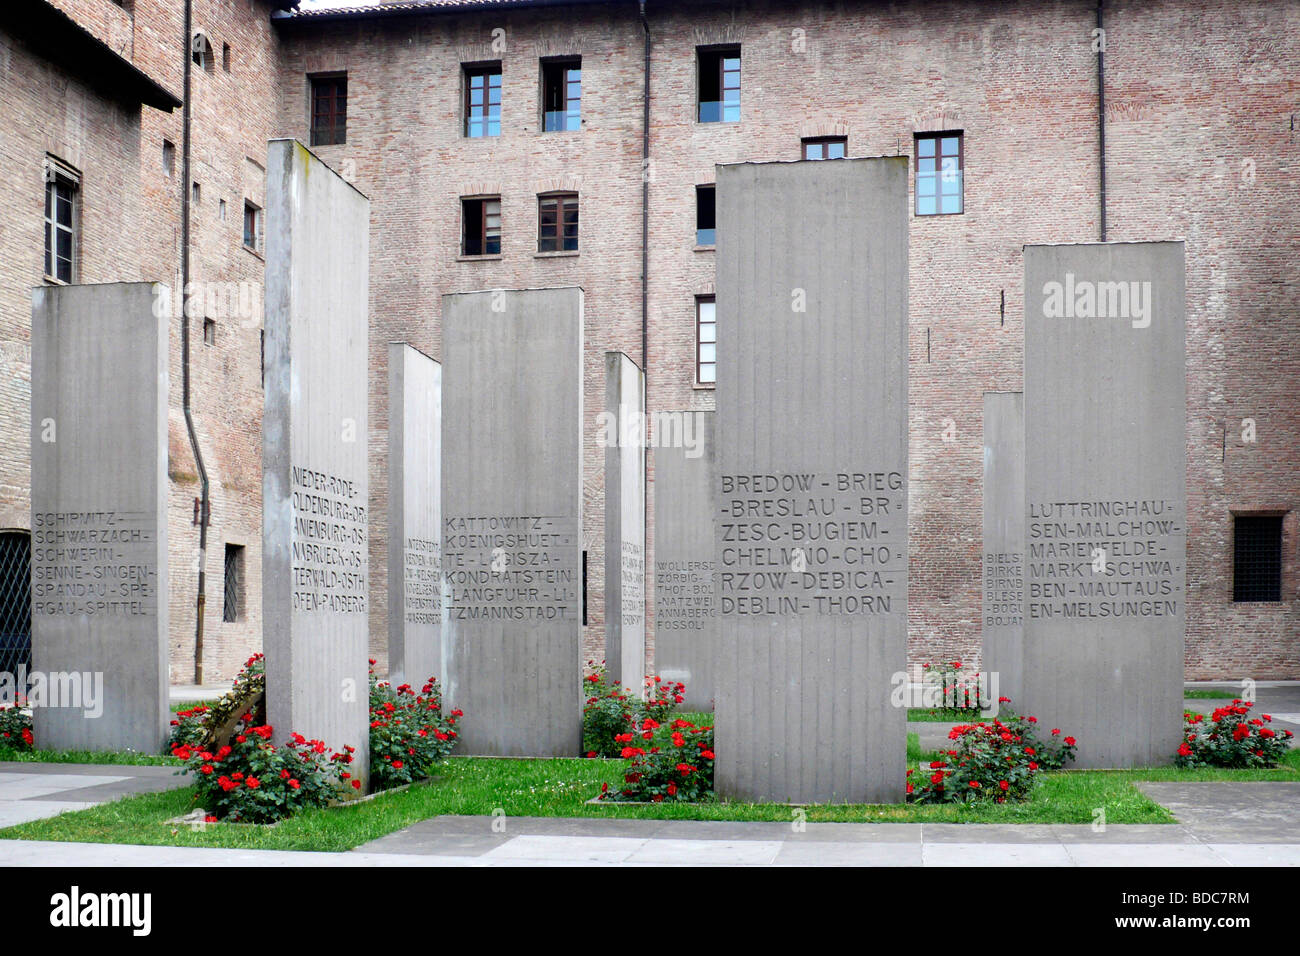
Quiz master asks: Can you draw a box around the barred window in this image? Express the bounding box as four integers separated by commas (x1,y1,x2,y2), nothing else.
1233,515,1283,602
223,544,245,623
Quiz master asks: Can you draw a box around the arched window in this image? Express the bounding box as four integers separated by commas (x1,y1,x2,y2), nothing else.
0,531,31,676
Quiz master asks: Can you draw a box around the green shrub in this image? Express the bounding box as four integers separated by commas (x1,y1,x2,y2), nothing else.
581,662,687,758
1175,701,1294,769
598,716,715,802
0,705,33,751
368,665,462,790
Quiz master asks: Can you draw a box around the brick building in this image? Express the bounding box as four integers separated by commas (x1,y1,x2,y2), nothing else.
0,0,1296,685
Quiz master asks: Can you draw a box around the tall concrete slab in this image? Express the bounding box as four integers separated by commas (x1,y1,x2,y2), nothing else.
29,282,168,753
982,392,1024,707
263,139,370,776
441,287,583,756
1023,241,1185,768
652,410,716,709
603,352,645,695
387,343,442,687
714,158,909,803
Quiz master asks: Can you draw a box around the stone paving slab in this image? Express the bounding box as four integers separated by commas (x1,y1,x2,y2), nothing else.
0,763,188,828
1135,782,1300,844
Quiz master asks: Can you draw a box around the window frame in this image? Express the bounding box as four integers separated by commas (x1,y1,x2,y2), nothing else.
243,199,263,254
695,295,716,386
461,195,502,257
802,136,847,160
541,57,581,133
222,543,245,623
309,72,348,147
464,62,503,138
697,45,741,124
695,184,716,247
537,191,579,254
914,130,964,216
43,158,80,285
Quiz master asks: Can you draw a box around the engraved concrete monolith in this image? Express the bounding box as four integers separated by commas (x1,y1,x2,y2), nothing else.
263,139,370,778
441,287,583,756
387,343,441,688
1022,241,1186,768
714,158,909,803
652,410,716,709
982,391,1023,708
604,351,645,696
29,282,167,753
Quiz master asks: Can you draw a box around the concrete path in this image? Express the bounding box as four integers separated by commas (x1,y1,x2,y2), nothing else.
0,762,185,828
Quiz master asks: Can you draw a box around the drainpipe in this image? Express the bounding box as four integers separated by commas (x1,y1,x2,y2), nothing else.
182,0,211,685
1096,0,1107,241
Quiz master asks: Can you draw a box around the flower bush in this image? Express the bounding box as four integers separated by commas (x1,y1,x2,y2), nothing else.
908,701,1076,804
172,715,351,823
165,652,265,752
597,716,715,803
0,705,33,752
581,661,687,758
1175,700,1294,769
369,663,462,791
917,660,985,715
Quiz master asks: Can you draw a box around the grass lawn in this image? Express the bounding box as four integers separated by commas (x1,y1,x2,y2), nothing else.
1,738,1296,852
0,747,176,767
1183,689,1241,700
907,708,985,722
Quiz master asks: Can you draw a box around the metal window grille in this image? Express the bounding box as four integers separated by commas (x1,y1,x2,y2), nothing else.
0,532,32,677
1233,515,1282,602
223,544,243,623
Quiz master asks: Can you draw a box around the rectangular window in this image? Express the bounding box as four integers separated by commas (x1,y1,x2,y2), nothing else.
695,185,715,246
310,73,347,147
698,46,740,123
696,296,716,385
464,63,502,138
203,318,216,346
243,200,262,252
222,42,231,72
461,196,502,256
162,139,175,177
542,58,581,132
803,136,847,160
1233,514,1283,602
915,131,963,215
538,193,578,253
43,158,79,284
223,544,244,623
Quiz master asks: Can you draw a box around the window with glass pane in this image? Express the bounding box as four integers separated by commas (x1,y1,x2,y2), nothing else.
44,166,77,283
542,59,581,132
309,73,347,146
465,64,502,137
696,185,715,246
696,297,716,385
462,196,502,255
698,47,740,123
538,193,578,252
915,131,963,215
802,136,846,160
243,200,262,252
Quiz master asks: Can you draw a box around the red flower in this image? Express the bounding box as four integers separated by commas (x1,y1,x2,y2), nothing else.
1177,743,1193,756
246,776,260,789
352,779,362,790
1064,736,1076,747
969,780,980,788
288,779,300,789
998,780,1009,791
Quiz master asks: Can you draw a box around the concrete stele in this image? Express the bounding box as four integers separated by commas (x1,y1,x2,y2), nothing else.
263,139,370,777
714,158,910,803
604,351,646,696
29,281,168,752
441,287,584,756
1022,240,1186,768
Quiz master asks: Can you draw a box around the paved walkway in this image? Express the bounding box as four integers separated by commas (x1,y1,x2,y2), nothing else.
0,762,182,828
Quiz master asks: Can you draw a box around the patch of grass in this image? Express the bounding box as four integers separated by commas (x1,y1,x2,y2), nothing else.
0,746,176,766
907,708,986,723
4,747,1297,851
1183,689,1239,700
170,700,216,713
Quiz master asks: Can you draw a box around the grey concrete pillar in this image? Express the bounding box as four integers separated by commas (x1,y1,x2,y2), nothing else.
441,287,583,756
603,352,646,696
714,158,910,803
1022,241,1186,768
30,282,168,753
263,139,370,778
387,343,442,688
982,391,1024,707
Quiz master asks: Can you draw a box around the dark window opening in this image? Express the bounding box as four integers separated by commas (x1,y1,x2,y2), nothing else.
162,140,175,177
192,32,213,71
803,136,847,160
915,131,963,215
538,193,578,253
464,63,502,138
203,318,216,346
223,544,245,623
582,550,588,626
222,42,231,72
698,46,740,123
243,200,262,252
695,185,715,246
461,197,501,256
542,58,581,132
310,73,347,147
1233,514,1283,602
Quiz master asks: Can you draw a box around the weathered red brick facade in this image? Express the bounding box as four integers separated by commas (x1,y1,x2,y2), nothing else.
1,0,1296,684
